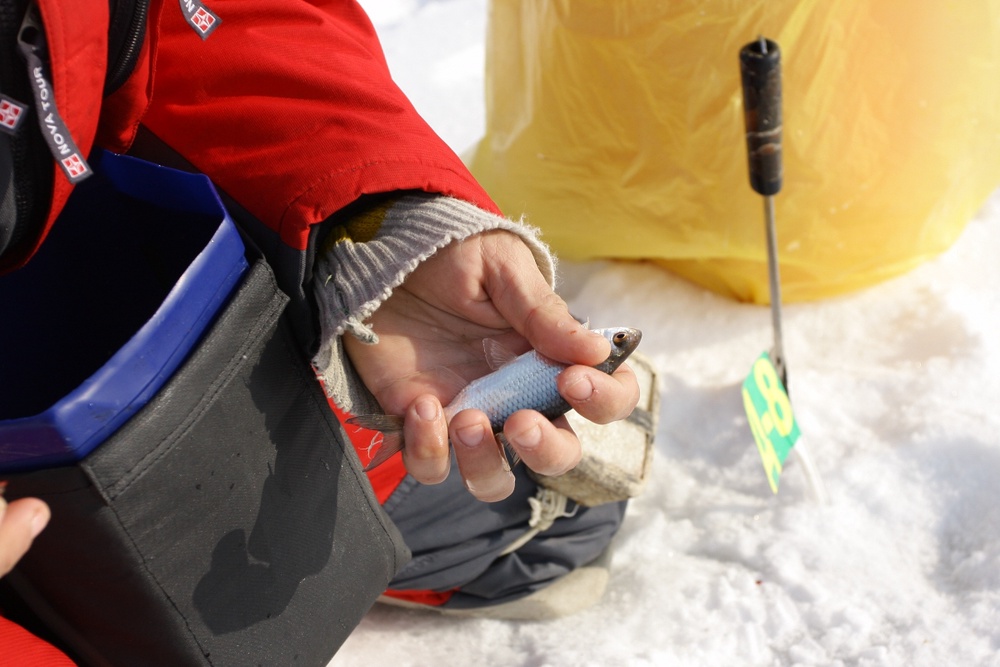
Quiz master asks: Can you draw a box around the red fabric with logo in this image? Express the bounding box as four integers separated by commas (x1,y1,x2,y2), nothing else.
136,0,500,250
19,0,499,267
0,0,108,274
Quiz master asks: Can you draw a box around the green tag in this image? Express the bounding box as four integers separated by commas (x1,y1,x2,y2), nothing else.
742,352,800,493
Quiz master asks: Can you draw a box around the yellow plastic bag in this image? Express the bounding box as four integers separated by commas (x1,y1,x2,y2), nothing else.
469,1,1000,302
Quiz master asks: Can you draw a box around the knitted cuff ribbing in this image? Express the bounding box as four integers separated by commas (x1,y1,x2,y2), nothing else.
311,194,556,408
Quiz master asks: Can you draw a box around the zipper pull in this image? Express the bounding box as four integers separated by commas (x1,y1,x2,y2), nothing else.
17,2,91,184
178,0,221,40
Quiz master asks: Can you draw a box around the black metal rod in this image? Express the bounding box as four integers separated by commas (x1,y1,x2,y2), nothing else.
741,37,787,388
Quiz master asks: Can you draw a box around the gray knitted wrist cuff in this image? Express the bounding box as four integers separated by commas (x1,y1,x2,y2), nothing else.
311,194,556,374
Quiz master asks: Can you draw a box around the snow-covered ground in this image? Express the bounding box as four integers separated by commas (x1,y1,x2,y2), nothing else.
335,2,1000,665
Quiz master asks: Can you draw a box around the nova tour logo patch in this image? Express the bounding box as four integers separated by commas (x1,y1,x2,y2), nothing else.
61,153,91,181
0,96,27,134
180,0,221,39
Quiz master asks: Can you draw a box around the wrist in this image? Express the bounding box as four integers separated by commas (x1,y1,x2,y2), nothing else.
312,193,554,361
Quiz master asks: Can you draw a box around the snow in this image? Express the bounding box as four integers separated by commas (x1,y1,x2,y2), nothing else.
336,2,1000,665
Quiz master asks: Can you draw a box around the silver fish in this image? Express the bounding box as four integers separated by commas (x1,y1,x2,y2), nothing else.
347,326,642,471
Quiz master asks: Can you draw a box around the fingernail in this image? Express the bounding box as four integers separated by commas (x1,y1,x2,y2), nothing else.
466,470,515,501
564,374,595,402
511,421,542,451
455,423,487,448
415,397,439,422
30,508,49,539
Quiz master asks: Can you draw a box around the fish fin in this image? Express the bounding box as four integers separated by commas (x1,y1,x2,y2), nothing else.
496,432,522,468
345,414,405,471
433,365,471,397
483,338,519,371
346,414,405,432
363,432,404,471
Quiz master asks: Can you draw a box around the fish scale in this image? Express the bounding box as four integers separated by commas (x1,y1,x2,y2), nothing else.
445,350,572,431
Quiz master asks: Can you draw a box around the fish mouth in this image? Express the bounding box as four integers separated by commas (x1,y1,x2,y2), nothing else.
599,327,642,374
613,327,642,351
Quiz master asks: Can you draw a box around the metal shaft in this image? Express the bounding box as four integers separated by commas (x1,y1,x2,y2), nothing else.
763,195,786,386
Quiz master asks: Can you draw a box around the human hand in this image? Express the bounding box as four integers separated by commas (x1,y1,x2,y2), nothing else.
343,230,640,502
0,488,49,578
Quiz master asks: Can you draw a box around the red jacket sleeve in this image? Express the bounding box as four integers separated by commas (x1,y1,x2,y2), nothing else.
138,0,500,251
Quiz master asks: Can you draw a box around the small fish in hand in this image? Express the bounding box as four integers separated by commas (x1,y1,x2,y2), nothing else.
347,326,642,471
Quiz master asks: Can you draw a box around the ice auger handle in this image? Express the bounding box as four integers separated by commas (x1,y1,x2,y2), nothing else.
740,37,783,197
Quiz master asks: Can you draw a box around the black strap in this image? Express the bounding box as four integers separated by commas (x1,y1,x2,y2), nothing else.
17,2,91,183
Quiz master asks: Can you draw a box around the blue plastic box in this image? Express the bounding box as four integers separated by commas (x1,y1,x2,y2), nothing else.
0,151,248,472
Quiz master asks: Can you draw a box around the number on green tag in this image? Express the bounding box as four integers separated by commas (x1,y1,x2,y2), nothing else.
742,352,800,493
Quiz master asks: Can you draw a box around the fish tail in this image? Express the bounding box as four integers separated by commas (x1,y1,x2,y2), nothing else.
348,415,525,471
345,414,405,471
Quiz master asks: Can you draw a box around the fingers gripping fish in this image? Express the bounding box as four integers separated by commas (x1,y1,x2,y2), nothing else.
346,327,642,471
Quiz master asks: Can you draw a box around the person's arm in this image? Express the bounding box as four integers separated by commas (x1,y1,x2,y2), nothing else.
313,194,640,502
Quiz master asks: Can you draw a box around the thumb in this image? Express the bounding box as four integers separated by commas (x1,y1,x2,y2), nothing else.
482,233,609,365
0,497,50,577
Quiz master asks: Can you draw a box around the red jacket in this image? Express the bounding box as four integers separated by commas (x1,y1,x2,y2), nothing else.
106,0,500,250
5,0,497,271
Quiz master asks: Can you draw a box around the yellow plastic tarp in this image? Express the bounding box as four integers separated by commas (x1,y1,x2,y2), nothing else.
469,0,1000,302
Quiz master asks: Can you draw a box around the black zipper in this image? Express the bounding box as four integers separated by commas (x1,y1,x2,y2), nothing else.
105,0,149,96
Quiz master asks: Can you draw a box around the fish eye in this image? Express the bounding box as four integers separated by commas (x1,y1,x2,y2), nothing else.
613,331,628,346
